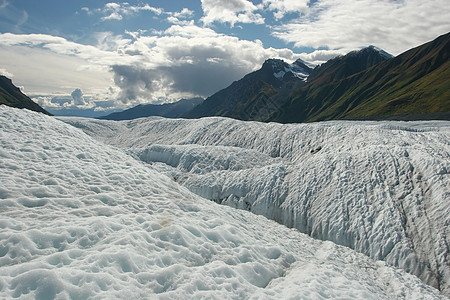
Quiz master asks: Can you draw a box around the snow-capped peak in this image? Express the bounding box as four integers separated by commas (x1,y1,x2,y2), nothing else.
264,58,311,82
367,45,393,59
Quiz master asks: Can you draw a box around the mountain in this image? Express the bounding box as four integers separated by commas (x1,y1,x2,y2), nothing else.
275,32,450,123
99,97,204,120
181,59,312,121
0,75,51,115
64,112,450,296
182,33,449,123
307,45,393,84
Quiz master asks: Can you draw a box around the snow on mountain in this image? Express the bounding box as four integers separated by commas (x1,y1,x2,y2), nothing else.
368,45,393,59
62,114,450,296
266,58,311,81
0,106,447,299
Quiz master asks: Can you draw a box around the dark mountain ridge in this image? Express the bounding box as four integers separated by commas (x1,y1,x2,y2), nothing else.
276,32,450,123
182,45,393,121
181,58,313,121
0,75,51,115
182,32,449,123
99,97,204,120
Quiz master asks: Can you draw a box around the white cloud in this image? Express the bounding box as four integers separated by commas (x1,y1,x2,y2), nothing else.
134,4,163,15
201,0,264,26
94,31,132,51
0,33,142,68
109,24,303,102
84,2,163,22
0,27,304,107
174,8,194,19
298,49,348,65
0,68,14,78
34,93,115,116
166,16,195,26
0,35,115,107
102,11,122,21
262,0,310,19
167,8,196,25
71,88,86,105
271,0,450,55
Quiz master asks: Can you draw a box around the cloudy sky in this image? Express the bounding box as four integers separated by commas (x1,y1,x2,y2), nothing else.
0,0,449,116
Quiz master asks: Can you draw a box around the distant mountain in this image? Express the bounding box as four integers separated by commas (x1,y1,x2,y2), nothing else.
181,59,313,121
275,32,450,123
0,75,51,115
99,97,204,120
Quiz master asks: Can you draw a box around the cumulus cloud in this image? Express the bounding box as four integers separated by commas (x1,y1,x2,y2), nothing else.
165,8,196,25
298,49,348,65
110,24,303,103
36,89,94,109
174,8,194,19
51,95,72,106
201,0,264,26
0,68,14,78
271,0,450,55
0,25,304,106
262,0,310,19
34,91,112,113
71,88,85,105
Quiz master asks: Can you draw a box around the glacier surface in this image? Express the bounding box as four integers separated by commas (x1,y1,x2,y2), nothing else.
61,114,450,296
0,106,447,298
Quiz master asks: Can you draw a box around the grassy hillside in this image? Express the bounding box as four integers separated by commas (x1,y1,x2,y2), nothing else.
0,76,51,115
181,59,309,120
276,32,450,123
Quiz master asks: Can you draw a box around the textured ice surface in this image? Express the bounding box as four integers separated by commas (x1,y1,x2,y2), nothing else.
63,115,450,296
0,106,447,299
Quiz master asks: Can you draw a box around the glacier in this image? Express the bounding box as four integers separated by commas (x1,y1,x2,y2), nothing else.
0,106,448,299
61,113,450,297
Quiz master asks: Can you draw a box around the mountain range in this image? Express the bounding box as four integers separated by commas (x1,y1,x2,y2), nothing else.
99,97,204,120
181,32,449,122
180,58,312,121
1,32,449,122
276,32,450,123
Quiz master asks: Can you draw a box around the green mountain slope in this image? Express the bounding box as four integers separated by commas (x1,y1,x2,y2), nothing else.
181,59,312,121
182,47,392,122
276,32,450,123
0,75,51,115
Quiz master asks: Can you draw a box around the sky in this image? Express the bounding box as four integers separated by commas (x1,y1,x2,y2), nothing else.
0,0,449,117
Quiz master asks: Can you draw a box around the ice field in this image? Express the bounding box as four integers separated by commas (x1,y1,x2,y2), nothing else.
0,106,448,298
63,112,450,296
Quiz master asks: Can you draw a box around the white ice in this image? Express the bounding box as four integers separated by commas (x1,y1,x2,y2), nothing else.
62,114,450,297
0,106,447,299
